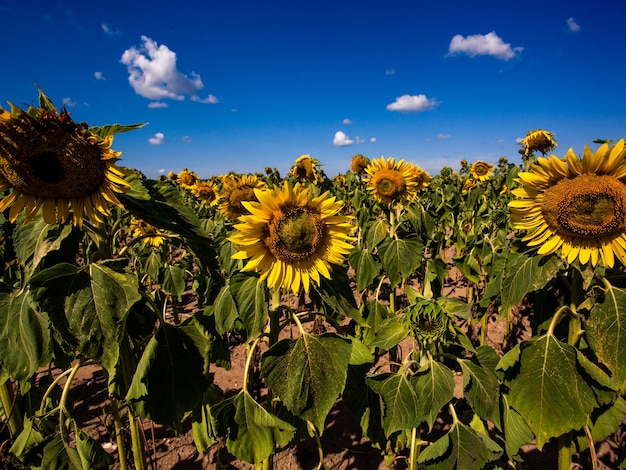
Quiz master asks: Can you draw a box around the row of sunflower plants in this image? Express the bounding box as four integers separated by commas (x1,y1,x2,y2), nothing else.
0,88,625,470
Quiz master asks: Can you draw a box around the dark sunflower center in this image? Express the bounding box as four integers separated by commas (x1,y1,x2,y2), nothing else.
542,174,626,238
28,151,66,183
228,187,256,213
373,171,406,200
265,207,324,262
474,164,488,175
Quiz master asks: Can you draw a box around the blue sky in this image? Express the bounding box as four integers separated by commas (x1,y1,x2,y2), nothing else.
2,0,625,179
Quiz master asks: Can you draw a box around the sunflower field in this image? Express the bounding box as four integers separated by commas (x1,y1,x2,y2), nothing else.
1,89,626,470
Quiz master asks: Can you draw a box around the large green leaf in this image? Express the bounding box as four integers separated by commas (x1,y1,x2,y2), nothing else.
459,356,499,421
380,238,422,288
585,280,626,384
230,273,268,341
368,316,409,350
126,323,209,431
162,264,187,301
500,394,534,458
418,419,502,470
508,335,603,449
0,288,52,390
212,390,295,465
365,219,389,249
261,332,351,431
366,372,420,436
412,360,455,431
348,247,381,291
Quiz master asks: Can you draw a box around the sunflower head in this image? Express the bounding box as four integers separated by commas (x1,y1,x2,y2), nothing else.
288,155,321,183
192,181,219,206
350,154,370,175
129,217,166,247
219,174,267,221
363,156,419,205
407,163,431,192
522,129,557,157
470,161,494,181
177,168,199,189
228,181,355,294
0,88,143,226
408,300,453,348
509,139,626,268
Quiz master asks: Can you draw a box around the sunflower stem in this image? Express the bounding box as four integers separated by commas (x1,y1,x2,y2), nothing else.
557,433,572,470
0,379,22,437
110,398,130,470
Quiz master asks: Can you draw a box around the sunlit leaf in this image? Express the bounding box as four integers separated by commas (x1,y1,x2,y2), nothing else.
367,372,420,435
380,238,422,288
261,332,351,431
230,273,268,341
368,316,409,350
412,359,455,431
348,247,381,291
459,355,499,421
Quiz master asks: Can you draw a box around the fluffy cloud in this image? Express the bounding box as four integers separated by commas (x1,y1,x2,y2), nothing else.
333,131,354,147
566,17,580,32
386,94,439,112
447,32,523,60
148,101,168,108
94,71,106,80
438,133,451,140
370,137,377,143
342,118,353,125
121,36,218,103
148,132,166,145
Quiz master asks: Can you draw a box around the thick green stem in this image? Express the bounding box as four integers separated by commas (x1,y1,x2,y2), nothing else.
128,411,146,470
408,427,419,470
110,398,130,470
0,379,22,436
557,433,572,470
479,313,488,347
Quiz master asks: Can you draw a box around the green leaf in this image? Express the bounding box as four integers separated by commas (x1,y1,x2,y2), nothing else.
459,357,499,420
0,288,52,390
360,300,391,347
261,332,351,431
230,273,268,341
365,219,389,249
381,238,422,288
191,385,224,453
585,280,626,384
499,252,561,317
212,281,238,335
500,394,534,458
162,265,187,301
418,419,502,470
368,316,409,350
348,247,381,291
75,423,114,469
508,335,602,449
366,372,420,435
212,390,295,465
126,323,209,431
437,297,472,320
412,360,455,431
310,264,364,325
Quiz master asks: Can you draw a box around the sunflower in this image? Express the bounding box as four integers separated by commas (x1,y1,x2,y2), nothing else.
350,154,370,175
522,129,557,157
177,168,199,189
0,97,133,227
363,156,419,205
509,140,626,267
470,161,494,181
228,181,355,294
219,174,267,221
192,180,219,206
407,162,431,192
288,155,321,183
129,217,166,247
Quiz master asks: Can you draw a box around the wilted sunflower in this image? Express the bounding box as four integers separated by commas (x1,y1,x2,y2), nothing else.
177,168,199,189
288,155,321,183
350,154,370,175
129,217,166,247
509,140,626,267
363,156,419,205
0,94,136,227
228,181,355,294
522,129,557,157
219,174,267,221
192,180,219,206
470,161,494,181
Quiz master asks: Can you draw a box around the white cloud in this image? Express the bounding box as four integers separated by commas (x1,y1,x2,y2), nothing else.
342,118,353,125
566,17,580,32
148,101,168,108
148,132,166,145
386,94,439,112
191,94,219,104
355,136,365,144
101,22,121,36
447,31,523,60
333,131,354,147
121,36,216,103
62,97,76,108
370,137,377,143
385,68,396,76
182,136,192,143
94,71,106,80
438,133,451,140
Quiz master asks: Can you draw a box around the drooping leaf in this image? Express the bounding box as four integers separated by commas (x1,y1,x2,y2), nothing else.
380,238,422,288
162,264,187,301
459,356,499,421
212,280,238,335
191,385,225,453
126,323,209,431
508,335,602,448
368,316,409,350
365,219,389,249
500,394,534,458
310,264,364,325
412,360,455,431
367,372,421,436
0,288,52,390
348,247,381,291
230,273,268,341
261,332,351,431
75,423,115,469
212,390,295,465
585,280,626,384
